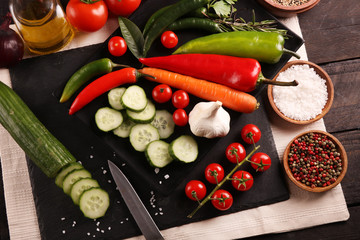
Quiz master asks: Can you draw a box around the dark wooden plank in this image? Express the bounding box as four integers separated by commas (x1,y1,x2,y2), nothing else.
298,0,360,64
244,205,360,240
322,59,360,132
332,130,360,206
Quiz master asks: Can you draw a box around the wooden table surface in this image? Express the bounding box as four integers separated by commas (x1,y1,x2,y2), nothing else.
0,0,359,239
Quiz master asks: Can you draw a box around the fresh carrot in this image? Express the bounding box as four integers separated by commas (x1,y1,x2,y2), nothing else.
139,68,259,113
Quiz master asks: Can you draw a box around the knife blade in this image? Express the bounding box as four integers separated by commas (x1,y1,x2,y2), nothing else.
108,160,164,240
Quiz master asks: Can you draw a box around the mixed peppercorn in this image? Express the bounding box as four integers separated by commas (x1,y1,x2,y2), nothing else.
288,132,343,188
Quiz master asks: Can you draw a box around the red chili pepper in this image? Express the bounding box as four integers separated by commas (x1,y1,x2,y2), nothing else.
139,54,297,92
69,68,140,115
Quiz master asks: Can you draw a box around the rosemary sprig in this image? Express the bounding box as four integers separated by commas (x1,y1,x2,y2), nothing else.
216,10,288,37
206,2,288,37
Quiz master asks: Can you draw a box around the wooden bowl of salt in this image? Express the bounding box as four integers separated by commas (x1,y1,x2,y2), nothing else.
267,60,334,125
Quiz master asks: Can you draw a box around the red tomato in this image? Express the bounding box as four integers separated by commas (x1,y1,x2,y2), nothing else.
161,31,178,49
173,109,188,126
185,180,207,201
172,90,189,109
105,0,141,17
250,152,271,172
108,36,127,56
211,189,233,211
225,142,246,164
66,0,108,32
231,170,254,191
241,124,261,145
205,163,225,184
152,84,172,103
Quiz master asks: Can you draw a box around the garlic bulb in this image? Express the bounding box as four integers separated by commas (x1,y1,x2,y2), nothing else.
188,101,230,138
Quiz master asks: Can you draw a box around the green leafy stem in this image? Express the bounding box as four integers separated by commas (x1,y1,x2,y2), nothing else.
187,144,260,218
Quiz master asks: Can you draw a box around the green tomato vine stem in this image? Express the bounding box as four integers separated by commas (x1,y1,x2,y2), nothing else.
187,144,260,218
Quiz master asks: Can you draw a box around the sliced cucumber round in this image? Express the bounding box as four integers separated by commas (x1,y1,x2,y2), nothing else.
79,187,110,219
169,135,198,163
55,162,83,188
151,110,175,139
62,169,92,195
145,140,174,168
108,87,126,110
129,124,160,152
95,107,123,132
113,114,136,138
70,178,100,205
126,100,156,124
121,85,147,112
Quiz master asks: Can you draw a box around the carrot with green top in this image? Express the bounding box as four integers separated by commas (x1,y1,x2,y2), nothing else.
139,68,259,113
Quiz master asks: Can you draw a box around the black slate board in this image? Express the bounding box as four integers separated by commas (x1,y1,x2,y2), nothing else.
8,0,303,239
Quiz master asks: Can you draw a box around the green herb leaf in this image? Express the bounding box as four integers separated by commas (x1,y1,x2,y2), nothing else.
212,1,232,17
118,17,144,59
224,0,237,4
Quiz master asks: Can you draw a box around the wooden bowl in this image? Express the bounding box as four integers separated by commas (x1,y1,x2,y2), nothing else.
256,0,320,18
267,60,334,125
283,130,348,192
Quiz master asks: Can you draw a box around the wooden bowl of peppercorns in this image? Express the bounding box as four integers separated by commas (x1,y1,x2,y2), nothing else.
256,0,320,18
283,130,347,192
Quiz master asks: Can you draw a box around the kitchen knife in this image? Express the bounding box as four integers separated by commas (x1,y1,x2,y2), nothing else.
108,160,164,240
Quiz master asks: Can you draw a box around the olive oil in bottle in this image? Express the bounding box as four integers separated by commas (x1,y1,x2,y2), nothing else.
9,0,74,55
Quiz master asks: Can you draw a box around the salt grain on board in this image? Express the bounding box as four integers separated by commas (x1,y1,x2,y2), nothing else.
272,64,328,121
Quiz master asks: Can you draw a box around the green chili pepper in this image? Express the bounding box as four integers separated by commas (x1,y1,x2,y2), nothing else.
186,7,209,18
143,0,209,57
168,17,223,33
142,5,173,38
59,58,121,103
173,31,300,64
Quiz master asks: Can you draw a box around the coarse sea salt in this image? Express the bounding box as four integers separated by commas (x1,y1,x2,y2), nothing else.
272,64,328,121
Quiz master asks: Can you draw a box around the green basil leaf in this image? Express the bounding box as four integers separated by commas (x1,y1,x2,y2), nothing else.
118,17,144,59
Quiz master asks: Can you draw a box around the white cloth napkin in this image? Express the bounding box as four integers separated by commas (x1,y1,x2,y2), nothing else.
0,16,349,240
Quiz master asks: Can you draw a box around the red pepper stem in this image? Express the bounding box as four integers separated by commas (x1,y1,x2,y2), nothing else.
258,72,298,87
283,48,301,59
137,72,155,80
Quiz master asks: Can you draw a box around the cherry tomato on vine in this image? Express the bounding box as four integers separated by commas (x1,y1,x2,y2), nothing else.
241,124,261,144
152,84,172,103
66,0,108,32
108,36,127,56
211,189,233,211
205,163,225,184
172,90,189,109
231,170,254,191
225,142,246,164
105,0,141,17
185,180,207,201
250,152,271,172
161,31,178,49
173,109,188,126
